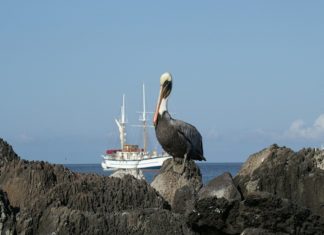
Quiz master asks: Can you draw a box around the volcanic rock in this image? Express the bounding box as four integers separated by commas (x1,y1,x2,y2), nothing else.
2,137,324,234
234,144,324,217
23,207,195,235
198,172,242,201
172,185,197,215
0,138,19,167
151,159,203,210
110,168,145,180
0,189,16,235
1,138,194,234
188,191,324,235
241,228,288,235
13,172,171,234
0,159,76,209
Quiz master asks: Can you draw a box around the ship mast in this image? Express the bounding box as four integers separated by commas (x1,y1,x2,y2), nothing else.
132,84,151,152
140,84,148,152
115,94,126,149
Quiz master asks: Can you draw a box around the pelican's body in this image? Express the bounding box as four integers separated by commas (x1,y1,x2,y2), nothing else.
153,72,206,165
155,111,205,161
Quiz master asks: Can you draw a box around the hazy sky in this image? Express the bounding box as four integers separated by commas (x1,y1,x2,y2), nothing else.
1,1,324,163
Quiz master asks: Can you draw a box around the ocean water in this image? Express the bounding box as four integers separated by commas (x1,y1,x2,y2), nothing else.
65,162,243,184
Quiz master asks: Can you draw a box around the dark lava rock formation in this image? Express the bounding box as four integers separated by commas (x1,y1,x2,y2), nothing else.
188,192,324,235
0,189,16,235
110,168,145,180
198,172,241,201
0,138,189,235
1,138,324,235
151,158,203,213
235,144,324,217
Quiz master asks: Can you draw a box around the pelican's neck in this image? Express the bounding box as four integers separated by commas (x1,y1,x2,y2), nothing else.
159,97,168,115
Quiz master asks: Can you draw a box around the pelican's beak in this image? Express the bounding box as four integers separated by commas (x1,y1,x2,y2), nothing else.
153,77,172,126
153,86,163,126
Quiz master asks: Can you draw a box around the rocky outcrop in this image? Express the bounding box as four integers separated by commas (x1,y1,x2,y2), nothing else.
0,138,19,167
235,144,324,217
110,168,145,180
13,173,171,234
0,189,16,235
1,138,324,234
1,139,185,234
241,228,284,235
172,185,197,215
151,159,203,211
198,172,242,201
188,191,324,235
20,208,194,235
0,160,75,209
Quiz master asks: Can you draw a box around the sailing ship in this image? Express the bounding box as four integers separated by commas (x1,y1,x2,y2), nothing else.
101,84,171,170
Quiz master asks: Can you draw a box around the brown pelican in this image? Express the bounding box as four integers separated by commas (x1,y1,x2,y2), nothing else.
153,72,206,172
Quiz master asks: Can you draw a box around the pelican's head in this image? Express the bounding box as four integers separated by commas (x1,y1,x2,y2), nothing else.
160,72,172,85
159,72,172,99
153,72,173,126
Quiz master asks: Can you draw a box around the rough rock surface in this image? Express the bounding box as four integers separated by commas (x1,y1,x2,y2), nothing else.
2,138,324,234
241,228,289,235
198,172,242,201
1,138,196,235
0,138,19,167
25,208,195,235
151,159,203,209
13,173,172,234
188,191,324,235
172,185,197,215
0,189,16,235
235,144,324,217
110,168,145,180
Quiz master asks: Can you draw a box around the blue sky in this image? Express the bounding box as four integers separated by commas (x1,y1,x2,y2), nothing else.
1,1,324,163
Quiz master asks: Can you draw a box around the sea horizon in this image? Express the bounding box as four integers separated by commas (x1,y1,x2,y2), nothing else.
64,162,243,184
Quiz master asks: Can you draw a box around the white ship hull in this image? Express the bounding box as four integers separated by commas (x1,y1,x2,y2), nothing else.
101,155,171,170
